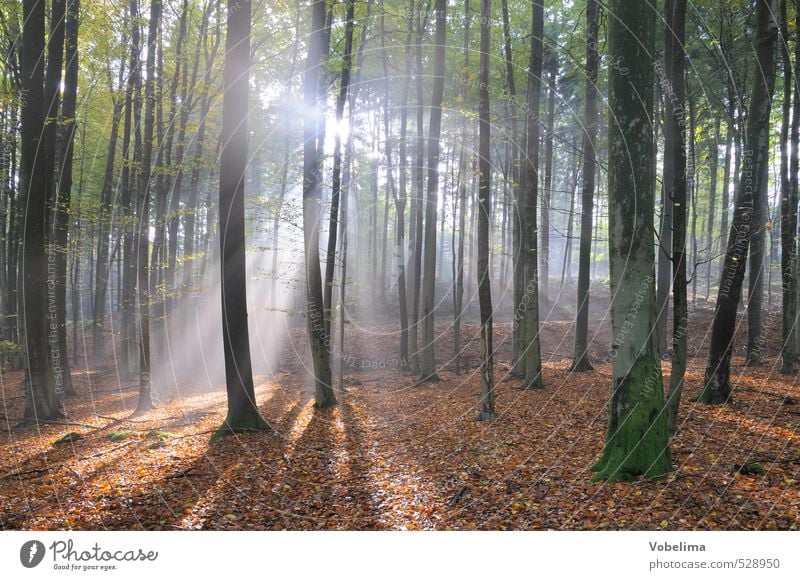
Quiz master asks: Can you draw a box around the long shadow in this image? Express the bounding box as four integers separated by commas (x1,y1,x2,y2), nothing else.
1,389,308,530
339,398,383,530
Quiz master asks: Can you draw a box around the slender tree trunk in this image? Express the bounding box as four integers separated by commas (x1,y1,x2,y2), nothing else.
394,0,414,370
55,0,80,395
785,0,800,372
418,0,447,382
561,154,578,289
665,0,687,436
571,0,599,372
133,0,161,414
407,1,427,374
476,0,495,420
705,118,720,300
501,0,523,375
303,0,337,408
453,0,472,376
541,53,557,302
323,0,355,335
720,121,733,264
656,0,675,357
699,0,778,404
592,0,671,482
519,0,544,390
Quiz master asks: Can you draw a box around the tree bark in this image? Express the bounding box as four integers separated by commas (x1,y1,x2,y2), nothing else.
303,0,337,408
476,0,496,421
214,0,269,437
519,0,544,390
665,0,687,436
21,0,64,420
418,0,447,382
591,0,671,482
699,0,778,404
571,0,600,372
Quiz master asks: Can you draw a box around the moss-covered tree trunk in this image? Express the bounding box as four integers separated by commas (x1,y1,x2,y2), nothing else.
699,0,778,404
591,0,671,482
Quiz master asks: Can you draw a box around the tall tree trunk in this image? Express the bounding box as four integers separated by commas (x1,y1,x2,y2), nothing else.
394,0,414,370
134,0,161,414
656,0,675,357
407,0,427,374
785,0,800,372
476,0,495,420
560,152,579,289
501,0,523,375
55,0,80,395
665,0,687,436
699,0,778,404
21,0,64,420
453,0,472,376
44,0,73,397
541,53,556,302
214,0,269,437
781,2,800,374
571,0,599,372
303,0,337,408
591,0,671,482
705,118,719,300
323,0,355,335
519,0,544,390
418,0,447,382
720,121,733,264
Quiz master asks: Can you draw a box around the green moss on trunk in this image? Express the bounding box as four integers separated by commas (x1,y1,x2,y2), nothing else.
591,355,672,482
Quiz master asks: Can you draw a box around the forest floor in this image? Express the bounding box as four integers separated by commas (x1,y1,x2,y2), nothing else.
1,307,799,530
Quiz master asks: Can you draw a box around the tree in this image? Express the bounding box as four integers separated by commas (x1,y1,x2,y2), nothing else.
779,0,796,374
418,0,446,383
303,0,337,408
476,0,495,421
698,0,778,404
214,0,269,437
55,0,80,395
43,0,73,397
591,0,671,482
519,0,544,390
323,0,355,335
133,0,161,414
571,0,600,372
21,0,64,420
664,0,688,436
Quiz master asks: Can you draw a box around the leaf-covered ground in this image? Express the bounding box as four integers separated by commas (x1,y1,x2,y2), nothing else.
1,318,799,530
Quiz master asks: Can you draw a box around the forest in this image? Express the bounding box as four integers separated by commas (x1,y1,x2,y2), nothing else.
0,0,798,531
